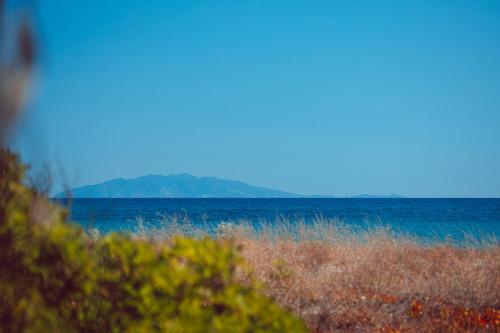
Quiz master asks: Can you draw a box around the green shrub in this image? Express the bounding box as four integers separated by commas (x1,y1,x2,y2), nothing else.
0,150,307,333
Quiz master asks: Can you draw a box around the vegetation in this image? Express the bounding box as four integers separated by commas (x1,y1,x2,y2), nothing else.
0,150,307,332
224,222,500,332
121,217,500,332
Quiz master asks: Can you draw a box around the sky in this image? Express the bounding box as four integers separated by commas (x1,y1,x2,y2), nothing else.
12,0,500,197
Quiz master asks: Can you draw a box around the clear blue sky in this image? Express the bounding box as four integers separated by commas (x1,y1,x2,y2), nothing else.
14,0,500,197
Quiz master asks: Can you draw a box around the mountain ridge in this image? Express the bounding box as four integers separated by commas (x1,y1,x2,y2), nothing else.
54,173,301,198
54,174,405,199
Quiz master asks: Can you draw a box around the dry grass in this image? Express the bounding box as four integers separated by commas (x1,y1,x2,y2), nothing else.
231,221,500,332
142,218,500,332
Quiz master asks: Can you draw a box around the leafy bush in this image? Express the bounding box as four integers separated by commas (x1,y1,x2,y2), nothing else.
0,149,307,333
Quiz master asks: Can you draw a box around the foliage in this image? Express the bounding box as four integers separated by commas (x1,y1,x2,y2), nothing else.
398,300,500,333
237,229,500,332
0,149,307,333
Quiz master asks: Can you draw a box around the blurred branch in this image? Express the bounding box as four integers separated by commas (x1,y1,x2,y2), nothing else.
0,1,36,146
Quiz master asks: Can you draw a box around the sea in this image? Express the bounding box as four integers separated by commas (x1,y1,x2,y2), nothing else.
56,198,500,244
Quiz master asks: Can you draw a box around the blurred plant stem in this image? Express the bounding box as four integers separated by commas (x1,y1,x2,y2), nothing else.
0,1,35,145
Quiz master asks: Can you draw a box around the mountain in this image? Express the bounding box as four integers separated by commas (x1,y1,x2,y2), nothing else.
54,174,301,198
54,174,406,199
351,194,405,199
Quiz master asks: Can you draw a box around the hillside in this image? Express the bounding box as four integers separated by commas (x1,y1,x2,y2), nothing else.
54,174,300,198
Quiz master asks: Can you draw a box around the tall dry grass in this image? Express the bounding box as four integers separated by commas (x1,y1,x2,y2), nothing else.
141,218,500,332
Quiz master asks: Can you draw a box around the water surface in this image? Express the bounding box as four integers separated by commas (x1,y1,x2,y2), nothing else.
57,198,500,242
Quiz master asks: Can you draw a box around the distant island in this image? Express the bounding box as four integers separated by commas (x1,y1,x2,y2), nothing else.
54,174,404,199
54,174,300,198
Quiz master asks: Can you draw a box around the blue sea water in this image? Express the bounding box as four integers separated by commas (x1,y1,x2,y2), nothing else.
57,198,500,243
